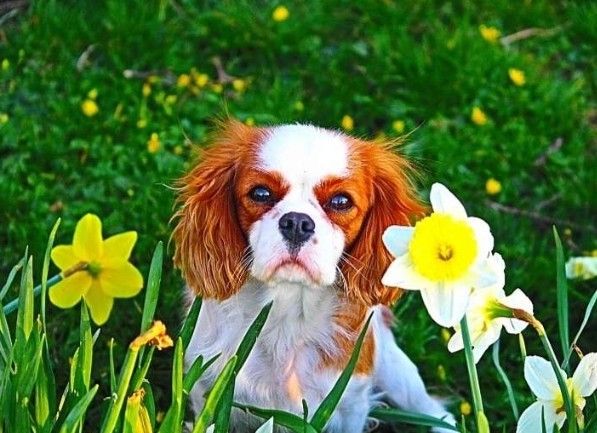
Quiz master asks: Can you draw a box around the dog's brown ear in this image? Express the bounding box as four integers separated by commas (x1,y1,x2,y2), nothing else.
341,140,425,306
172,120,259,300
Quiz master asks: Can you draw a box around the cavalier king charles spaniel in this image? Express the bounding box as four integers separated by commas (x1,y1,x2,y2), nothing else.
173,121,455,432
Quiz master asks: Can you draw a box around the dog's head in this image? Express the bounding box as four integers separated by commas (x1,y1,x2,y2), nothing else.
173,120,423,305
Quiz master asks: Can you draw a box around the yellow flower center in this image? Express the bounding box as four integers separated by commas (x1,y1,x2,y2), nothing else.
554,378,585,414
408,213,477,282
87,261,102,278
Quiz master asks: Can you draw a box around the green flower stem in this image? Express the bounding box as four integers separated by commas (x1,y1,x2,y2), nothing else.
460,315,490,433
2,262,87,315
513,309,577,433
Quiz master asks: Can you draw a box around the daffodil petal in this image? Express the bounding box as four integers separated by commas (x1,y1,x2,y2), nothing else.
516,401,557,433
420,283,471,327
429,183,467,219
382,226,414,257
51,245,80,271
468,217,494,259
73,214,103,262
447,330,464,353
572,352,597,397
102,231,138,265
100,262,143,298
500,288,533,334
381,255,430,290
49,272,92,308
471,321,502,363
84,282,113,325
524,356,561,400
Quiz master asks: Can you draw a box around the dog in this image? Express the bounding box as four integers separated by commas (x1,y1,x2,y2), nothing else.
173,121,456,432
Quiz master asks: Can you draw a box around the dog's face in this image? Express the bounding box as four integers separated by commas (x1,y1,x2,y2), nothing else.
174,121,423,305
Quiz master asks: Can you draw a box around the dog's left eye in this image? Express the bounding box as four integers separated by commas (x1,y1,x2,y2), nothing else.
249,186,274,204
327,193,353,211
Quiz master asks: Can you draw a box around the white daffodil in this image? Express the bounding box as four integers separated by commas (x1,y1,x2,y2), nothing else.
382,183,498,327
517,353,597,433
565,256,597,280
447,253,534,362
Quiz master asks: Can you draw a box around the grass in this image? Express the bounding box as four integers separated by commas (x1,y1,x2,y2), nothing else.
1,0,595,431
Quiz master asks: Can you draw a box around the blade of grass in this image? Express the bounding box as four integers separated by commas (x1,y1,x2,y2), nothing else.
138,242,163,364
553,227,569,367
58,385,98,433
41,219,61,330
234,403,317,433
370,407,459,431
179,297,202,350
16,254,34,342
491,339,519,420
0,257,24,301
563,289,597,369
310,312,373,430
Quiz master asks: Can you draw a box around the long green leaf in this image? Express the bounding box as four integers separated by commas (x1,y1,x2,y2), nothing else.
491,339,519,420
192,356,238,433
179,297,202,350
140,241,163,333
41,218,61,329
310,312,373,430
0,257,24,301
235,403,318,433
16,254,34,343
75,302,93,395
58,385,98,433
370,407,459,431
553,227,569,367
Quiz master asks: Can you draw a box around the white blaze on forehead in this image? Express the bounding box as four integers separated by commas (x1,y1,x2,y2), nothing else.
257,124,349,187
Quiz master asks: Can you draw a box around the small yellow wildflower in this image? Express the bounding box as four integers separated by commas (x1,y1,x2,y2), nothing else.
508,68,526,86
479,25,501,43
294,101,304,112
177,73,191,87
440,328,451,344
136,118,147,129
173,145,183,156
460,401,472,416
471,107,488,125
165,94,177,105
0,113,8,124
233,79,247,92
211,83,223,94
341,115,354,131
194,73,209,88
81,99,99,117
245,117,255,126
50,214,143,325
272,5,289,22
87,88,98,100
485,178,502,195
392,120,405,134
147,133,161,153
1,59,9,71
142,83,151,97
130,320,173,351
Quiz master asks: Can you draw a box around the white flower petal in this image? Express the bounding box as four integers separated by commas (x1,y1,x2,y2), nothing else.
468,217,494,259
471,322,502,363
524,356,561,400
447,329,463,353
516,401,558,433
429,183,467,219
420,283,471,327
382,226,414,258
565,257,597,280
381,255,430,291
467,260,500,290
500,288,534,334
499,317,529,335
572,352,597,397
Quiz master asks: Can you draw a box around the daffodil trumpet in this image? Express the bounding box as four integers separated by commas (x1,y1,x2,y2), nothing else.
2,261,88,315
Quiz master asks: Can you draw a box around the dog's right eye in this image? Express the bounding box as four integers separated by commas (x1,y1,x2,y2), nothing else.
249,186,273,204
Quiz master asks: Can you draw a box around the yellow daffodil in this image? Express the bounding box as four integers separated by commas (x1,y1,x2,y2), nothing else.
509,68,526,86
341,115,354,131
272,5,289,22
177,73,191,88
0,113,8,124
49,214,143,325
81,99,99,117
382,183,498,327
147,133,161,153
517,353,597,433
392,120,405,134
232,79,247,92
471,107,488,125
130,321,173,351
479,25,501,43
565,256,597,280
485,178,502,195
448,253,533,362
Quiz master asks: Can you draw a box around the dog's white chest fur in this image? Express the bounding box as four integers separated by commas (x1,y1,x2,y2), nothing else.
185,281,373,432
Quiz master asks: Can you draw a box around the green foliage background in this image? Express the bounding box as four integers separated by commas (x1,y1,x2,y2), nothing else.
1,0,595,430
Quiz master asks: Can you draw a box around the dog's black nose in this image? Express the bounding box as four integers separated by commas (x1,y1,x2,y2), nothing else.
279,212,315,247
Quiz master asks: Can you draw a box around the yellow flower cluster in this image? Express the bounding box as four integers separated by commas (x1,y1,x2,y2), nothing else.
485,178,502,195
479,25,501,43
81,99,99,117
508,68,526,86
272,6,289,22
341,115,354,131
147,133,161,153
471,106,488,125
